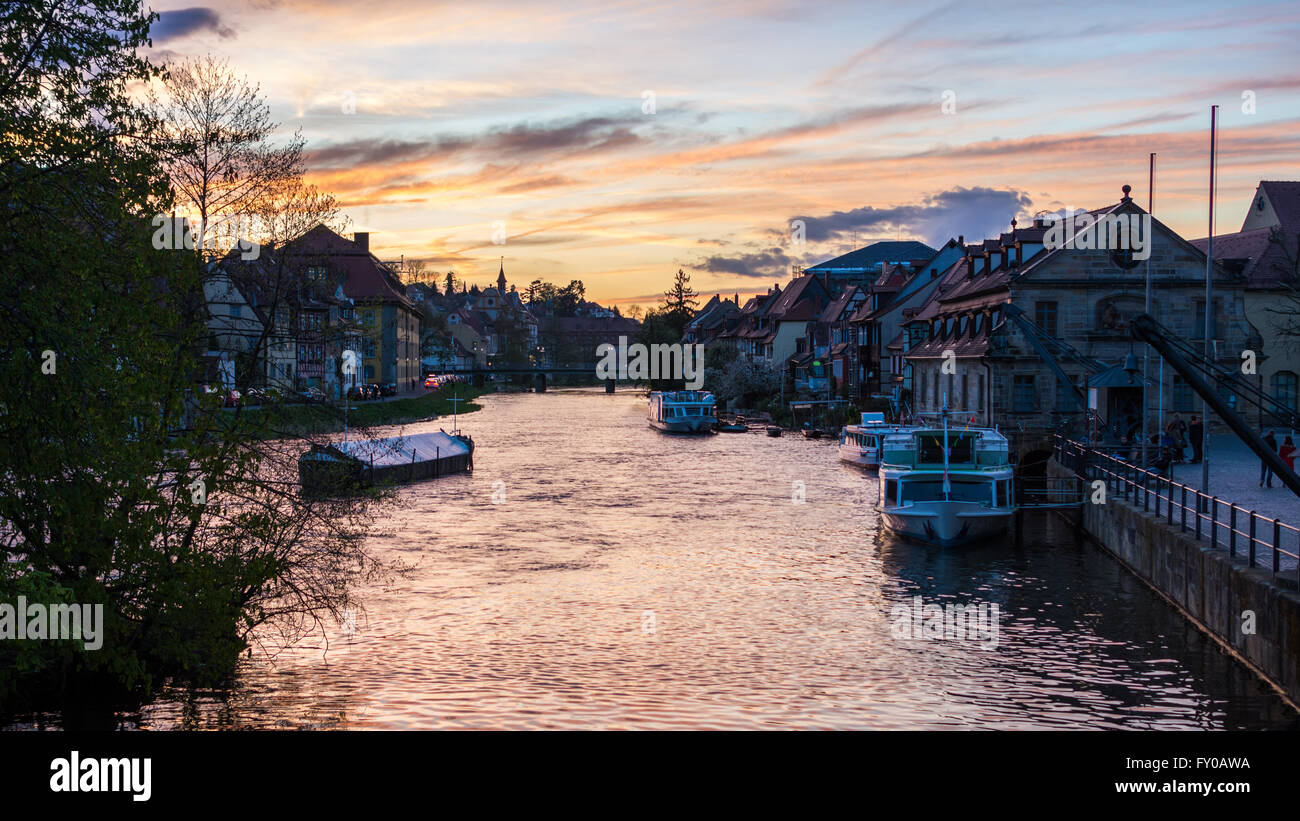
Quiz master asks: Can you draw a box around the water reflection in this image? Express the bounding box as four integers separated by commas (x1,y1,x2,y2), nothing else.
13,388,1299,729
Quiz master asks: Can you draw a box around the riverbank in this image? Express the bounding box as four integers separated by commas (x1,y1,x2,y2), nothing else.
238,386,488,436
1049,453,1300,708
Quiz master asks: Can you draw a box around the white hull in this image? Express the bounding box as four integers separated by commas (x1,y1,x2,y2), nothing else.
838,443,880,468
881,500,1011,548
649,417,714,434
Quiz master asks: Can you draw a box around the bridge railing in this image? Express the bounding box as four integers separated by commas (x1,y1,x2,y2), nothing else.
1054,435,1300,578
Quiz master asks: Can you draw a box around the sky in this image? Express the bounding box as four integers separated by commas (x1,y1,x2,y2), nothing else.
145,0,1300,311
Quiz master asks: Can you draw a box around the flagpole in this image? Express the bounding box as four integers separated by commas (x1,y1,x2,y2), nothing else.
1142,152,1155,469
1202,106,1217,496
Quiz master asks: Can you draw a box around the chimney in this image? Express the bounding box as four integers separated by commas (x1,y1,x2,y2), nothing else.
958,235,964,246
354,231,369,252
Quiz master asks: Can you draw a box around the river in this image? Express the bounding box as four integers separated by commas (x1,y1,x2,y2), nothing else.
77,388,1300,728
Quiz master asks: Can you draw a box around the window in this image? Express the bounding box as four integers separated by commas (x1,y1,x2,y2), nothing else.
961,373,968,410
978,373,985,411
1055,374,1077,411
231,305,242,319
1172,375,1194,412
1035,301,1058,337
1013,375,1036,412
1274,371,1298,415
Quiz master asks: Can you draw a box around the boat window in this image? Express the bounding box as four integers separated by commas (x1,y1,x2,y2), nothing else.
900,480,942,503
884,479,898,504
949,480,993,503
916,433,973,463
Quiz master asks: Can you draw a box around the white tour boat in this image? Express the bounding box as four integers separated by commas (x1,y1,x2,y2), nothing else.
838,411,907,469
877,411,1014,547
647,390,717,434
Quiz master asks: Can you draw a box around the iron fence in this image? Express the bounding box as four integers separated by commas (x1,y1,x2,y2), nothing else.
1054,435,1300,578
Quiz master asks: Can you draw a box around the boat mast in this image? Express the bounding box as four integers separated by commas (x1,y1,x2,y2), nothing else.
942,395,951,500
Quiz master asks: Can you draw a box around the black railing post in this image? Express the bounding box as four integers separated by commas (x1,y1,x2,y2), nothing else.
1195,491,1202,541
1273,519,1281,574
1249,512,1257,567
1229,506,1236,556
1210,498,1217,550
1180,486,1187,532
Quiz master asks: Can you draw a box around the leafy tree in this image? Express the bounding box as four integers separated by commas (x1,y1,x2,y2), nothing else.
0,2,393,712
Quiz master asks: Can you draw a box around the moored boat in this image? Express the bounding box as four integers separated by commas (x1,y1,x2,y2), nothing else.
299,429,474,495
838,411,907,469
877,413,1013,548
647,390,717,434
765,425,782,437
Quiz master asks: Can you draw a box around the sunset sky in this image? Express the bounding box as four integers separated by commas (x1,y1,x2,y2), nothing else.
145,0,1300,310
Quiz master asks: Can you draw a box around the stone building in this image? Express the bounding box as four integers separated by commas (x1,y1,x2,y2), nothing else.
1193,181,1300,426
904,186,1253,456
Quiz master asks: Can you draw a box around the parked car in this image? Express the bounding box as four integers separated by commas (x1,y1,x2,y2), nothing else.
346,385,368,401
380,383,398,397
303,386,326,401
424,375,440,391
224,389,242,407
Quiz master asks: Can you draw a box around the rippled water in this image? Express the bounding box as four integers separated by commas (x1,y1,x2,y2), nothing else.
89,389,1300,728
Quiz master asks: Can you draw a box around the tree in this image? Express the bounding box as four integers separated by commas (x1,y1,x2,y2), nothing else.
444,270,458,295
660,269,699,338
151,55,306,259
0,3,393,712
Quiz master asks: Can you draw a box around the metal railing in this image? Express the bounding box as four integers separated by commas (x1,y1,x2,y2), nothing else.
1054,435,1300,579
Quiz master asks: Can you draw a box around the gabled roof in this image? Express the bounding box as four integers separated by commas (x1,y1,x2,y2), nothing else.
767,273,829,321
819,285,862,324
1250,181,1300,231
285,225,415,308
1191,226,1296,289
805,240,937,273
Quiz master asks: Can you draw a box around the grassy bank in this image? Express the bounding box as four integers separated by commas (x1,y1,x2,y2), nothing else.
237,386,489,436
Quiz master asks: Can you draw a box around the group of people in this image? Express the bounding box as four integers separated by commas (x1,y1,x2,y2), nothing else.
1160,413,1204,465
1259,430,1298,489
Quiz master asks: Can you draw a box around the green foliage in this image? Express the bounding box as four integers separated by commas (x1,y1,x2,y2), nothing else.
0,2,397,713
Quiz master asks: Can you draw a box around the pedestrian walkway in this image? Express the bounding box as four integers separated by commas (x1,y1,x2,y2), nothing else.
1169,433,1300,526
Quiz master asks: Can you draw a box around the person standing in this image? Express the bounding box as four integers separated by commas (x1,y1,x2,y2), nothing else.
1262,429,1279,488
1280,435,1297,475
1169,413,1188,462
1188,415,1204,464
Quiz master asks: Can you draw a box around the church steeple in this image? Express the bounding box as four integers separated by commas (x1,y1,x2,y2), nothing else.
497,257,506,293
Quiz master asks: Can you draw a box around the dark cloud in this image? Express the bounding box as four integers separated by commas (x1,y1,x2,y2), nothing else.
151,7,234,42
307,115,647,170
792,186,1032,248
692,247,792,279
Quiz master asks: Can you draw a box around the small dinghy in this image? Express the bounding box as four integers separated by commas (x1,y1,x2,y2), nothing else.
766,426,783,437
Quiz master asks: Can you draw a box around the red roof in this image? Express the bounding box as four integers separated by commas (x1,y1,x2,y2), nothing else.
285,225,413,307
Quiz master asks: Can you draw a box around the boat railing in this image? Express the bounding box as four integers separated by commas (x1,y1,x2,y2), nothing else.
1054,434,1300,579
